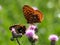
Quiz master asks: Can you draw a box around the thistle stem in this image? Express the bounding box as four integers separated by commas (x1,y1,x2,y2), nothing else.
16,38,20,45
31,42,35,45
51,40,55,45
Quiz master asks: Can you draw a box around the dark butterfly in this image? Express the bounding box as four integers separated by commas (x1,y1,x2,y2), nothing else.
9,24,26,35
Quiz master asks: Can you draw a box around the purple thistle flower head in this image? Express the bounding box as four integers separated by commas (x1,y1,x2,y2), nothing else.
30,27,35,30
25,30,35,38
28,24,37,31
48,34,59,41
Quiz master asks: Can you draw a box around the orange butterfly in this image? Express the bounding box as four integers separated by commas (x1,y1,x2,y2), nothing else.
23,5,44,24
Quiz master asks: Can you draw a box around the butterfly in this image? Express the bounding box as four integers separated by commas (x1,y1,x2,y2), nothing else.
9,25,26,34
23,5,44,24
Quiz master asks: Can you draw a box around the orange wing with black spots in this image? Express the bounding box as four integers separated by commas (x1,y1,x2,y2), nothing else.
23,5,44,24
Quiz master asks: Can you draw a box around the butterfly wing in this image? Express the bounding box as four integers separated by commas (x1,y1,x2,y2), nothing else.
9,25,26,34
23,5,35,23
34,10,44,23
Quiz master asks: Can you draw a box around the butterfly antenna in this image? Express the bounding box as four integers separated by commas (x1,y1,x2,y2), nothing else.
16,38,20,45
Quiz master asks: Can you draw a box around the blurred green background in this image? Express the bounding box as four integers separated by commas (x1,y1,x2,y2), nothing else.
0,0,60,45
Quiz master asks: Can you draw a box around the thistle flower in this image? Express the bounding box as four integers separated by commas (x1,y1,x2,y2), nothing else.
33,34,38,41
28,24,37,30
48,34,59,45
11,28,16,33
48,34,59,41
25,30,35,38
26,24,37,36
25,24,38,45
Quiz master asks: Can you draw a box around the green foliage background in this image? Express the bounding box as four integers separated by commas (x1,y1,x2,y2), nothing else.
0,0,60,45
